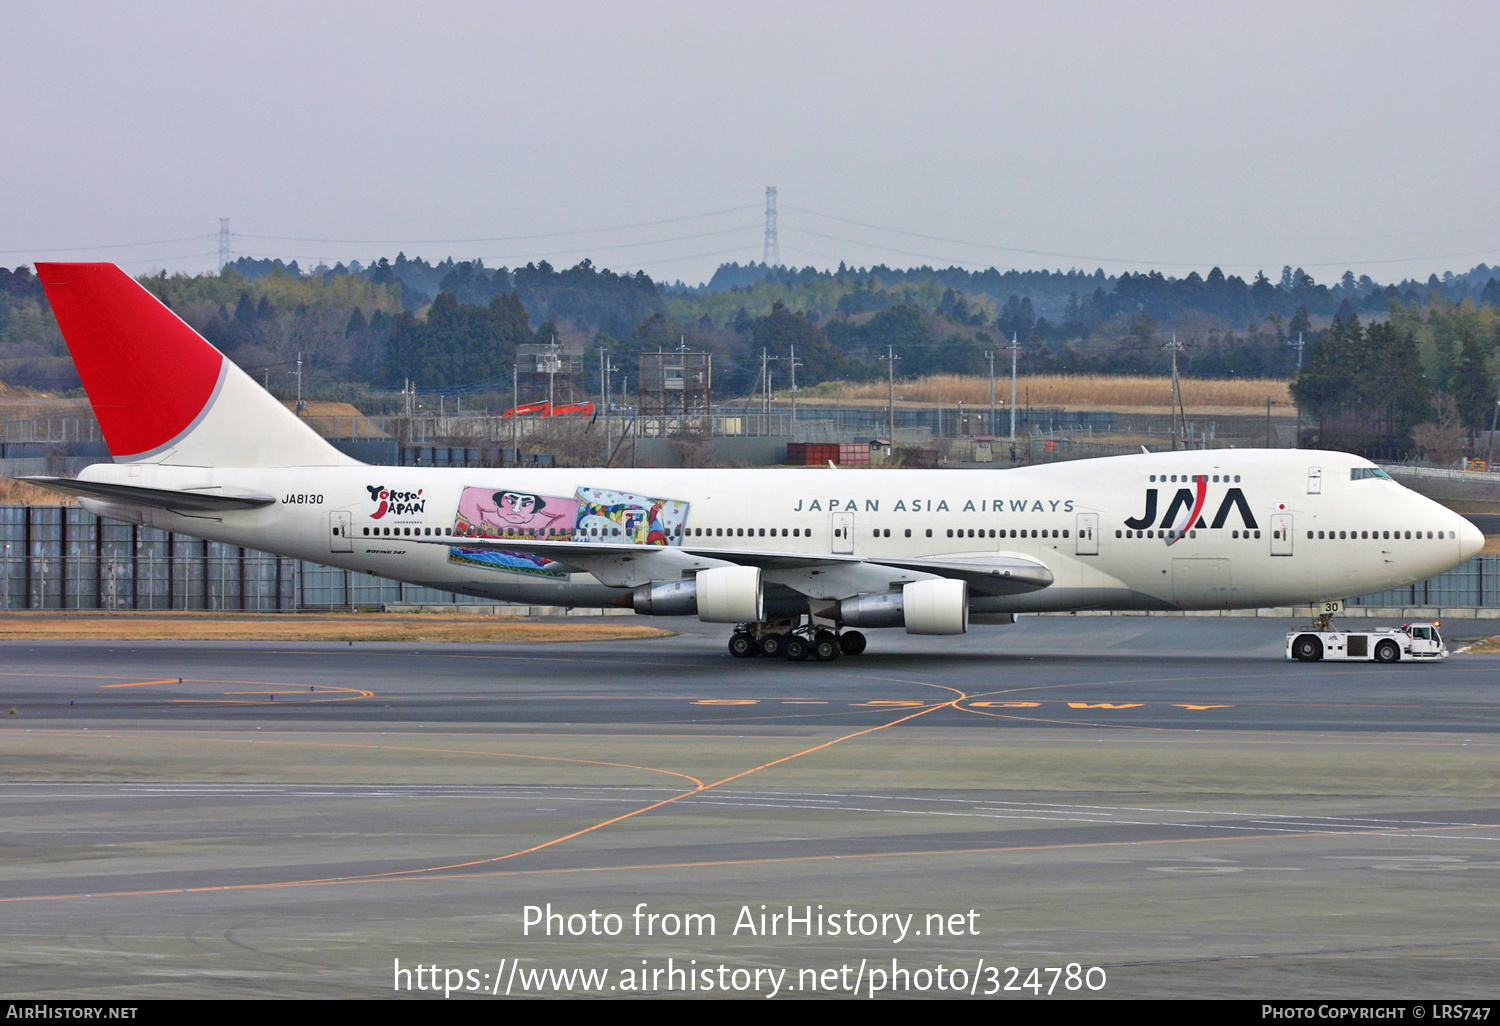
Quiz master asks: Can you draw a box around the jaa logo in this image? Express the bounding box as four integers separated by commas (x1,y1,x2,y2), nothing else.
1126,476,1257,546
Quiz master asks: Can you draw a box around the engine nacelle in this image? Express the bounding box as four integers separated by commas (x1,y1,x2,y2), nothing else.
631,566,764,622
901,579,968,635
838,579,969,635
695,565,763,623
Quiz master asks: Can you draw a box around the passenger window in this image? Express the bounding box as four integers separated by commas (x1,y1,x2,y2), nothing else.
925,529,932,537
905,529,911,537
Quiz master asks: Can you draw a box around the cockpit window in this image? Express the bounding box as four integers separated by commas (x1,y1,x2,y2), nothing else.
1351,467,1393,481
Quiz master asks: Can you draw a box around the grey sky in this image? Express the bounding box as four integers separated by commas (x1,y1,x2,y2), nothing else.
2,1,1495,285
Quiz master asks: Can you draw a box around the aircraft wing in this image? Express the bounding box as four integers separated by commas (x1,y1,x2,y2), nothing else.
19,476,277,512
417,537,1053,596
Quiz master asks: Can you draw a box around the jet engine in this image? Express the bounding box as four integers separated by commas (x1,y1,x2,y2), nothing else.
838,579,969,635
632,565,764,622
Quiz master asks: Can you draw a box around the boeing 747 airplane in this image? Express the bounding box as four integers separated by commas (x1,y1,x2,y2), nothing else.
23,263,1483,660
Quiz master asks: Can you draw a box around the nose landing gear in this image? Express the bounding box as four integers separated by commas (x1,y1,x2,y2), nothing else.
727,618,867,662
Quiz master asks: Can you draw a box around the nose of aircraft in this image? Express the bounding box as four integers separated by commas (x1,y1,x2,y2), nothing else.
1460,516,1484,560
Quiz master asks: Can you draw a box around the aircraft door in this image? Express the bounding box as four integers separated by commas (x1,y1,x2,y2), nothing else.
329,511,353,553
1307,467,1322,494
831,512,854,554
1270,513,1293,556
1075,513,1099,555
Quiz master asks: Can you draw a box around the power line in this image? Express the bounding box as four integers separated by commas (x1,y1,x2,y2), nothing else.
0,236,212,256
625,244,764,271
482,224,758,262
782,204,1500,272
786,227,1003,269
231,205,760,246
113,250,221,268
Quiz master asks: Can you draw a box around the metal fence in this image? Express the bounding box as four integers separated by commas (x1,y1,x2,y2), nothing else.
1,505,1496,614
1351,555,1500,608
0,506,463,611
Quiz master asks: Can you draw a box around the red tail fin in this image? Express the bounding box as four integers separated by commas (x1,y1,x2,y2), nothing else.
36,263,223,459
36,262,358,467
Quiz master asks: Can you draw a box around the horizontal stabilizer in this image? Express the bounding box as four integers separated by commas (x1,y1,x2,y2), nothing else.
20,477,276,512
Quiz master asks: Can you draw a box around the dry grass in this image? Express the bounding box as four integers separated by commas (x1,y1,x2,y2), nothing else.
827,374,1292,412
281,400,389,439
0,395,92,418
0,611,669,643
0,478,75,504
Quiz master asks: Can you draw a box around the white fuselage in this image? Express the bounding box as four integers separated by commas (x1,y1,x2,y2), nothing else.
75,449,1481,616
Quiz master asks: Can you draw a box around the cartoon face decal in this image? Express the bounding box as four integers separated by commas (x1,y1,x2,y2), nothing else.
493,491,550,527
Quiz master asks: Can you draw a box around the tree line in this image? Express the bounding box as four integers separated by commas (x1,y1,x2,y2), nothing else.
2,255,1499,463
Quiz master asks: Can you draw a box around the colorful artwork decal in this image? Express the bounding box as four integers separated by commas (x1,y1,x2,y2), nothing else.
576,487,688,545
447,484,689,576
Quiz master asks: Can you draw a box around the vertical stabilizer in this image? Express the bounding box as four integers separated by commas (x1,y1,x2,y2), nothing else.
36,263,360,468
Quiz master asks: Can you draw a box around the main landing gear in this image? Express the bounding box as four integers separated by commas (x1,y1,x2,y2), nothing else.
727,617,866,662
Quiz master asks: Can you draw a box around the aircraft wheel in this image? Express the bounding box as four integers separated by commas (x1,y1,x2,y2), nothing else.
839,631,867,656
1292,635,1323,662
783,636,810,661
758,634,786,658
728,633,758,659
812,633,841,662
1374,639,1401,663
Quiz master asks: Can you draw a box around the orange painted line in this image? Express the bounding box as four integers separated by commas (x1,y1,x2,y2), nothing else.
291,699,964,887
101,679,180,689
